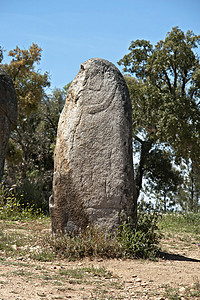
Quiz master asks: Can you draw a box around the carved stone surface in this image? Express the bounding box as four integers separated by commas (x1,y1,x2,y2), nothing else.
0,68,17,182
50,58,137,234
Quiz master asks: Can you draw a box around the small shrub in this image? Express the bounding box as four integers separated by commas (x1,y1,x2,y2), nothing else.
40,226,121,260
0,181,161,260
118,205,161,259
39,205,161,261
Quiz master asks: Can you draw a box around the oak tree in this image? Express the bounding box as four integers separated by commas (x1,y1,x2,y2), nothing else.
118,27,200,201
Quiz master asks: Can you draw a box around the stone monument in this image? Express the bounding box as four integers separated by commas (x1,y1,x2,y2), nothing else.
0,68,17,182
50,58,136,234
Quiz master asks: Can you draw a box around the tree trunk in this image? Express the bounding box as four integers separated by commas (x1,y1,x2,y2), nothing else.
135,137,152,199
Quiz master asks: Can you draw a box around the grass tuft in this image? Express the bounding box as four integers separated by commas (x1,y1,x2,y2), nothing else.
159,212,200,236
37,208,161,261
0,184,44,221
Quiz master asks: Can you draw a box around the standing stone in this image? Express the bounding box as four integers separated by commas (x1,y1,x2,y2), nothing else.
0,68,17,182
50,58,137,234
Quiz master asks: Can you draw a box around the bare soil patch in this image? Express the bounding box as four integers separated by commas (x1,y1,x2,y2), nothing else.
0,220,200,299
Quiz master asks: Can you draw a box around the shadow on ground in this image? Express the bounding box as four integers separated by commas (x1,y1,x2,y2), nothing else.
159,251,200,262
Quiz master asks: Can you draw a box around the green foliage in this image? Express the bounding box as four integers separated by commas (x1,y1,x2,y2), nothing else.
2,43,50,117
163,283,200,300
176,161,200,212
0,184,44,220
121,27,200,160
3,85,66,212
0,43,67,212
31,248,55,262
144,149,182,210
119,27,200,204
0,231,16,253
118,204,161,259
5,87,66,212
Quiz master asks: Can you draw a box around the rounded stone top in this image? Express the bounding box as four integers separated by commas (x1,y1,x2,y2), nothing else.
66,58,129,114
80,58,125,84
80,58,120,71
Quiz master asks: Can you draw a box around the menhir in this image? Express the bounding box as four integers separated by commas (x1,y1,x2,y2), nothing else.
50,58,137,234
0,68,17,182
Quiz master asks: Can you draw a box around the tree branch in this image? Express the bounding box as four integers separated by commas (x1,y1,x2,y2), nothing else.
163,69,172,94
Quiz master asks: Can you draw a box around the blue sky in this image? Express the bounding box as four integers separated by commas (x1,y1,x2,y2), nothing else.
1,0,200,91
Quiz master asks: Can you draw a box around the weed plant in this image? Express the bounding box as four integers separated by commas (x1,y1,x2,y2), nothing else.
118,203,161,259
38,226,121,260
0,184,43,220
0,184,161,260
38,205,161,261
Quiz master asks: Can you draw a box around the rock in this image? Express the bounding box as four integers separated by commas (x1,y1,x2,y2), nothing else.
179,287,186,294
0,68,17,182
11,244,17,250
50,58,137,234
135,278,142,283
97,258,103,262
141,282,148,287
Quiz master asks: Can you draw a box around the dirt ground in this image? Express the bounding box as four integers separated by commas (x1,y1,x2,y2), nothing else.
0,222,200,299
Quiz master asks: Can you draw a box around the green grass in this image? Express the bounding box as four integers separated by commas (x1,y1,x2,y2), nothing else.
0,230,30,254
0,210,200,300
0,214,161,262
0,184,46,221
0,185,161,260
59,266,113,280
1,187,200,263
163,282,200,300
159,212,200,236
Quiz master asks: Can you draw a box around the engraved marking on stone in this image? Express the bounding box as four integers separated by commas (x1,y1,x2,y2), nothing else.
86,85,117,114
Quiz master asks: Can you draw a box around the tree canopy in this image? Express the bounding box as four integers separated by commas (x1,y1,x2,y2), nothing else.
3,43,50,119
118,27,200,206
0,44,66,211
1,28,200,213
